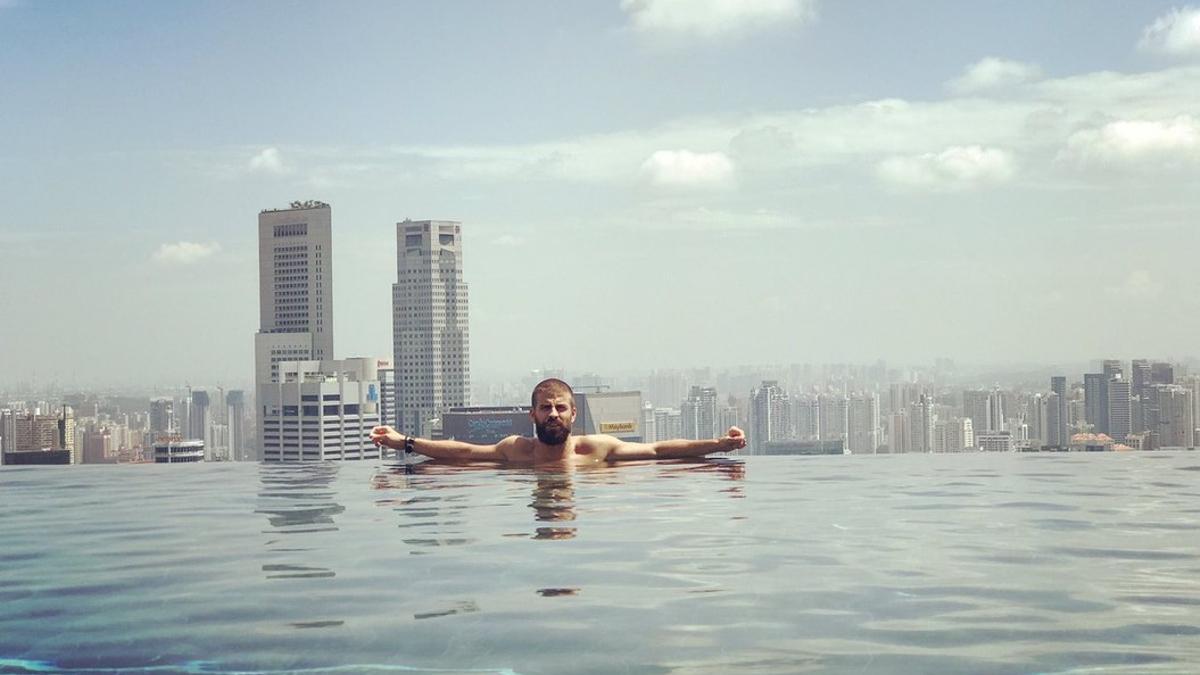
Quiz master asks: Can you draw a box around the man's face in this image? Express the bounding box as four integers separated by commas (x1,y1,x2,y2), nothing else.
532,393,574,446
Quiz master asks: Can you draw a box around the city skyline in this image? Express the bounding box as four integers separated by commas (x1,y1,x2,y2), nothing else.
3,1,1200,387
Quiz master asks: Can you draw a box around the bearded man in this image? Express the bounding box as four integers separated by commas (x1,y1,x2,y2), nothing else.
369,378,746,464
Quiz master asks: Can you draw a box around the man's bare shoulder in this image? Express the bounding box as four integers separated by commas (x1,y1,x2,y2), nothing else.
572,434,622,455
497,435,536,460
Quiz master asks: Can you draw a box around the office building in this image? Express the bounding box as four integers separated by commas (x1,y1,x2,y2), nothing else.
255,201,335,454
962,390,990,435
1156,385,1193,448
442,406,532,445
571,391,643,443
749,381,789,453
149,398,175,437
934,417,973,452
392,219,470,436
1049,376,1068,447
1083,372,1109,434
653,408,682,442
1107,376,1132,441
258,357,384,462
681,386,719,440
793,396,820,440
818,394,848,442
888,412,909,453
977,430,1014,452
847,393,879,454
226,390,247,461
907,394,935,452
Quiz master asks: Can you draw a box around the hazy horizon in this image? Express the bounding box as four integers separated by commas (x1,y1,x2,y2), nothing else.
4,1,1199,388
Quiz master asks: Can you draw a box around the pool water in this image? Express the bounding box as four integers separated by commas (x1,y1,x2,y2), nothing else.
2,452,1199,673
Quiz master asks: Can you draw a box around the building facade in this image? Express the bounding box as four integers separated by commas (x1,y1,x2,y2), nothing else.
258,358,384,462
255,202,334,455
392,219,470,436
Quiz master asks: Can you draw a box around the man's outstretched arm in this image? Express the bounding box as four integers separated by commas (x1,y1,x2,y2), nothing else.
369,426,514,462
605,426,747,461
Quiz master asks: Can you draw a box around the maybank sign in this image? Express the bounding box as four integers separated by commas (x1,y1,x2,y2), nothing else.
600,421,636,434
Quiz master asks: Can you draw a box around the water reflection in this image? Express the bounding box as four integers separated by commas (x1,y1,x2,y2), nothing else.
530,468,577,541
256,463,345,532
256,463,346,589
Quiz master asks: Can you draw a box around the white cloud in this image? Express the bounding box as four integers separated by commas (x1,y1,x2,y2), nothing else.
948,57,1042,93
621,0,816,39
876,145,1015,191
248,147,291,174
152,241,221,265
1106,270,1164,300
641,149,734,186
1065,116,1200,165
1139,6,1200,56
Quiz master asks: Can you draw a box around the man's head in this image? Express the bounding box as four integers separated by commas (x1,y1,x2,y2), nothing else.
529,378,575,446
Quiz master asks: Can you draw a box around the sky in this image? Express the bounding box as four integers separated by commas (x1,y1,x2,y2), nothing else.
2,0,1199,389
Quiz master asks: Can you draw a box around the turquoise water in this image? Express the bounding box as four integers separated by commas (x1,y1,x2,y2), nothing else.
2,452,1199,674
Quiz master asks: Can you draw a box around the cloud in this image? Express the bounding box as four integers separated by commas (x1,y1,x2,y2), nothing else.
948,57,1042,93
621,0,816,39
1139,6,1200,56
248,147,291,174
152,241,221,265
1065,116,1200,165
1106,270,1164,300
641,149,734,186
876,146,1015,191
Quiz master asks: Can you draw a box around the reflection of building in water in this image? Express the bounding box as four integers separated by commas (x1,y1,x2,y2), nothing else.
257,463,346,531
571,391,643,442
259,358,384,462
442,406,532,444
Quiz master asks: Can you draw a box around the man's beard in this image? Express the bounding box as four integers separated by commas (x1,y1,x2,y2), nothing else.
535,419,571,445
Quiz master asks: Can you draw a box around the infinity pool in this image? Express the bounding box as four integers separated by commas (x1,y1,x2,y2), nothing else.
2,452,1199,673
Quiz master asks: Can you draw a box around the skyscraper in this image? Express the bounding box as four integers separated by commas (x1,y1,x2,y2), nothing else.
907,394,935,453
749,380,788,453
847,393,880,454
255,202,334,385
818,393,848,442
681,386,719,440
149,398,174,437
1107,375,1132,441
226,390,246,461
1049,376,1068,447
1083,372,1109,434
392,219,470,436
255,201,334,454
962,390,990,435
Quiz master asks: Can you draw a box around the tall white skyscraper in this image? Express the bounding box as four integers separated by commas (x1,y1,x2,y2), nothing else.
255,201,334,455
255,201,333,380
392,219,470,436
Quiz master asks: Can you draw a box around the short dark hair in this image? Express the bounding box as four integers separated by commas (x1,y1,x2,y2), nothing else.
531,378,575,408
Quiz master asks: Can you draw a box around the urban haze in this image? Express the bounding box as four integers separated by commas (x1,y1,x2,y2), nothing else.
3,1,1200,462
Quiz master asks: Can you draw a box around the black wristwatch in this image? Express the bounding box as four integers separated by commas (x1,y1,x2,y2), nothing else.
403,435,414,454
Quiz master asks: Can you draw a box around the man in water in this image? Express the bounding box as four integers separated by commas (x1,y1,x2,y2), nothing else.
369,378,747,464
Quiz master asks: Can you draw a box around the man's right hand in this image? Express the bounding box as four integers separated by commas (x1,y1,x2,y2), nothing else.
718,426,747,452
369,425,404,449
